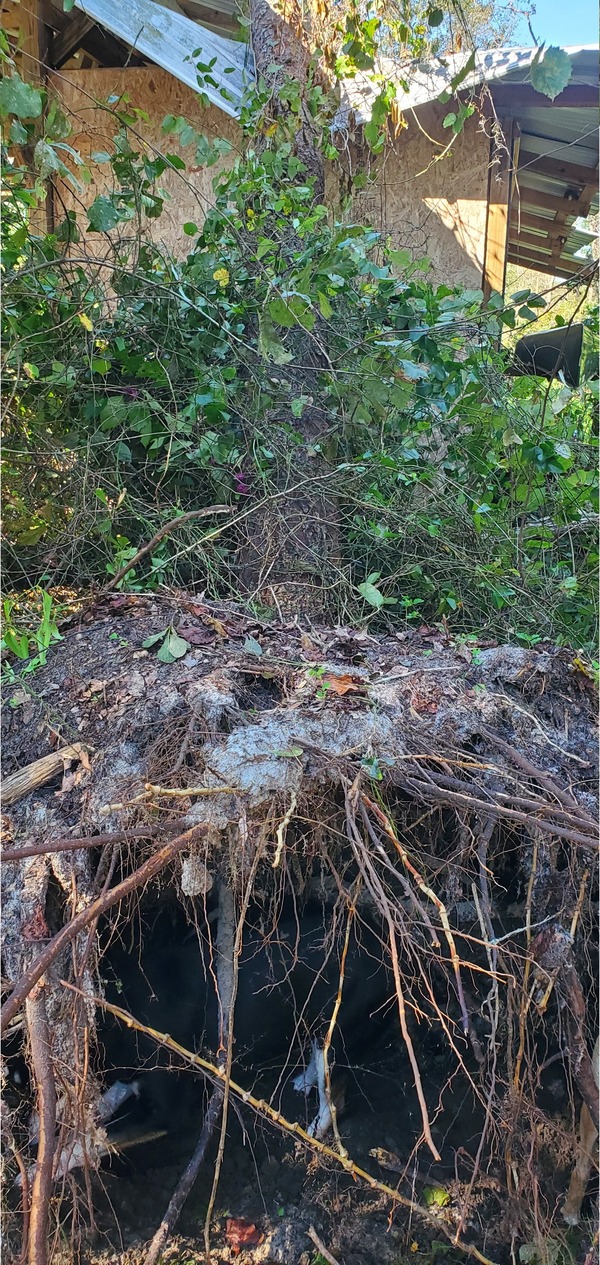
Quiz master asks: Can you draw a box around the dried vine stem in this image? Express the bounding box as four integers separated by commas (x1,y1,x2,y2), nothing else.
101,784,238,812
25,984,56,1265
344,794,441,1162
362,793,469,1034
1,823,183,864
64,986,497,1265
102,504,232,592
0,826,206,1033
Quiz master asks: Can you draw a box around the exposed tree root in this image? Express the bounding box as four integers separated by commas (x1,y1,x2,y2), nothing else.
1,600,597,1264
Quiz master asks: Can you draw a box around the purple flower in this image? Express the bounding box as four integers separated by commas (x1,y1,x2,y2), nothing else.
234,471,251,495
123,386,140,400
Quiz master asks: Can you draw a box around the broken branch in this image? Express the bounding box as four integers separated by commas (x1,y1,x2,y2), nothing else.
0,826,206,1034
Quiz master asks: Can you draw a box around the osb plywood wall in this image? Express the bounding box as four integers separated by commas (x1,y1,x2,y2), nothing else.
49,69,490,289
351,103,490,289
48,67,242,259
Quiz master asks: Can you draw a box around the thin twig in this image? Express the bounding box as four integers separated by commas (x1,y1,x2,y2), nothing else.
1,823,183,863
142,1083,224,1265
204,851,266,1258
307,1226,342,1265
362,794,469,1034
26,985,56,1265
0,826,205,1033
345,799,441,1162
479,730,596,823
102,505,232,592
63,984,498,1265
321,904,353,1157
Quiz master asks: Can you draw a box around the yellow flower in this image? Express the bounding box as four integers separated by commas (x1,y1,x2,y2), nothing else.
213,267,230,289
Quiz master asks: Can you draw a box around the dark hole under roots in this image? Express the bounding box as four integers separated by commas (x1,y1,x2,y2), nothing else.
3,848,596,1260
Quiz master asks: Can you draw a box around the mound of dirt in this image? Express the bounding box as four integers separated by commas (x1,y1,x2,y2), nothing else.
1,593,598,1265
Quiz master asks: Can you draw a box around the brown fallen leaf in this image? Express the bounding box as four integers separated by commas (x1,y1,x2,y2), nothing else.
225,1217,264,1253
321,672,365,696
176,621,215,646
80,679,108,700
204,614,229,638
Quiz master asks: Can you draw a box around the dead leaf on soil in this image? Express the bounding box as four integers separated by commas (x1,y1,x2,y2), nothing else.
176,621,216,646
321,672,365,696
225,1217,264,1253
300,631,321,659
80,679,108,699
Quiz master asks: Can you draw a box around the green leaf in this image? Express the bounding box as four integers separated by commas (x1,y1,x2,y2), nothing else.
90,151,112,163
317,290,333,319
443,112,457,129
33,139,62,179
183,222,199,235
268,297,297,329
427,7,444,25
291,396,308,418
157,630,190,662
91,358,110,374
142,630,166,649
502,428,522,446
449,50,476,93
530,46,572,100
87,195,121,232
258,314,293,364
275,746,304,758
0,73,42,120
357,580,385,609
63,0,76,10
423,1185,450,1208
243,635,263,656
9,118,28,144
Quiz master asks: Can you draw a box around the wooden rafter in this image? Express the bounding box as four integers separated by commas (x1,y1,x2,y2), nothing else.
49,11,94,67
490,83,599,110
515,186,594,218
518,149,598,191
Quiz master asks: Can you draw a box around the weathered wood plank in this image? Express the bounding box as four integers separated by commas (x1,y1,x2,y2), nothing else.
1,745,90,807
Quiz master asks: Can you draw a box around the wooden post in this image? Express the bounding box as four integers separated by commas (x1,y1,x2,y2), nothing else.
0,0,47,81
483,118,518,300
1,1,52,234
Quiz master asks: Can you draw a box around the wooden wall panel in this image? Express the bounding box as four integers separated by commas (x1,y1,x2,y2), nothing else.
347,103,491,291
49,69,491,290
48,67,242,259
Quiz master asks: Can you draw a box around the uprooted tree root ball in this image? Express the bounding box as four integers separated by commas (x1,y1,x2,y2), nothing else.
1,592,598,1265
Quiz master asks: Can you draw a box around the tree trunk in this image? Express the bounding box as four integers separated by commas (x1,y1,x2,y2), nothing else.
239,0,340,620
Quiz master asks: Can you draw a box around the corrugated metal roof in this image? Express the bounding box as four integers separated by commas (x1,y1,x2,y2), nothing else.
72,0,250,114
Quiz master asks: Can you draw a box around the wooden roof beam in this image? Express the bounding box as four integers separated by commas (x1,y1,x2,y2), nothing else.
518,150,599,191
49,11,94,67
490,83,598,111
514,186,593,217
507,249,591,277
510,209,564,232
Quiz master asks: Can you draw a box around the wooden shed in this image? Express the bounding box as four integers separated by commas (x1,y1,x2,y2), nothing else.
2,0,598,292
